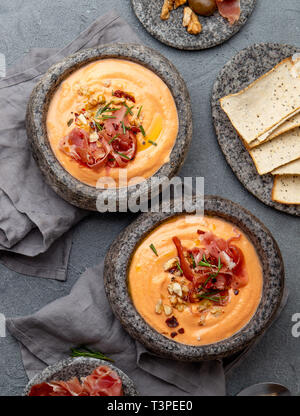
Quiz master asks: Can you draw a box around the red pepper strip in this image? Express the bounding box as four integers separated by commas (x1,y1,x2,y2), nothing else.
172,237,195,282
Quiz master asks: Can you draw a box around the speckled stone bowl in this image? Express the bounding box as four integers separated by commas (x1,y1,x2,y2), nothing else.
212,43,300,217
26,43,192,211
131,0,256,50
104,195,284,361
23,357,138,396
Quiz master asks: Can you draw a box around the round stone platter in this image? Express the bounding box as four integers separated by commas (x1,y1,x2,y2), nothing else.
131,0,256,51
23,357,138,396
26,43,192,211
104,195,284,361
212,43,300,216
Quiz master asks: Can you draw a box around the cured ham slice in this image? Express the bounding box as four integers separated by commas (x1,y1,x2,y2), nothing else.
172,229,248,305
216,0,241,25
82,366,123,396
60,106,137,169
28,366,123,397
60,127,110,168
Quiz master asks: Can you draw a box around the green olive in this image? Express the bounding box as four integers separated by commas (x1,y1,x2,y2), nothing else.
188,0,217,16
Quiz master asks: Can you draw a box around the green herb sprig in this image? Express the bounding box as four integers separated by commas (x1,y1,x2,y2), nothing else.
70,346,113,362
150,244,158,257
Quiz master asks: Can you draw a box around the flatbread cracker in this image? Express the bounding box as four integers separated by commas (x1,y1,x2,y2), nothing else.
250,127,300,175
220,57,300,145
250,112,300,148
272,175,300,204
272,158,300,175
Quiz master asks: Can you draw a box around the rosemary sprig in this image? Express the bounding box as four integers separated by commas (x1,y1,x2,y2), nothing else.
149,244,158,256
70,346,114,362
148,140,157,146
67,118,74,127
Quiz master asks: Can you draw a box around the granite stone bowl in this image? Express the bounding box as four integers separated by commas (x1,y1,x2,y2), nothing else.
23,357,138,396
104,195,285,361
26,43,192,211
131,0,256,51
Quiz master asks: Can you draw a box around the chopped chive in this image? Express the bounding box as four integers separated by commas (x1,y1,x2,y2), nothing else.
109,134,119,144
95,101,112,118
94,120,103,131
149,244,158,256
189,253,196,268
197,294,225,302
139,124,146,137
116,151,131,160
148,140,157,146
67,118,74,127
121,121,126,134
101,115,116,120
137,105,143,118
176,261,183,275
124,103,134,116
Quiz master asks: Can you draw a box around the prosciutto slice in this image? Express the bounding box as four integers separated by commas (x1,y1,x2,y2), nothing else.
216,0,241,25
28,366,123,397
172,229,248,306
60,127,110,168
60,107,137,169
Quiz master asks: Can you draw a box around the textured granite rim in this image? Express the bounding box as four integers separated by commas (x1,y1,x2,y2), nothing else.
23,357,138,396
104,195,285,362
131,0,256,51
212,42,300,217
26,43,192,211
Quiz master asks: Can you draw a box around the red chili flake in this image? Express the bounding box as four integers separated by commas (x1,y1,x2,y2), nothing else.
197,230,205,235
178,328,185,334
113,89,136,103
166,316,179,328
171,332,178,338
82,108,86,112
130,126,141,134
74,113,79,118
113,123,119,131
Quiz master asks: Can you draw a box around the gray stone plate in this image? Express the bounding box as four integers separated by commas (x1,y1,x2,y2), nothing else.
104,195,284,361
131,0,256,50
23,357,138,396
26,43,192,211
211,43,300,217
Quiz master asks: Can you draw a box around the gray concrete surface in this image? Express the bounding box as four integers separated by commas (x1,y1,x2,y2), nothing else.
0,0,299,396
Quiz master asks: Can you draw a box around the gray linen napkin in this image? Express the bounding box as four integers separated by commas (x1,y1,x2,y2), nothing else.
7,262,287,396
0,10,138,281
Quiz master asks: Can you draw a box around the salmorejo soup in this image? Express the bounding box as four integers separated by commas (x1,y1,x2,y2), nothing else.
46,59,178,187
128,215,263,346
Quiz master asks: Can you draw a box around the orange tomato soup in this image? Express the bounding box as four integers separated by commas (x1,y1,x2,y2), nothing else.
47,59,178,187
128,215,263,346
